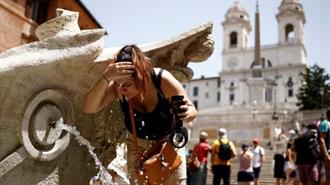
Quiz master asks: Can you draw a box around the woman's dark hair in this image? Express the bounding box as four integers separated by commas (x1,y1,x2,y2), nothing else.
115,45,153,101
116,46,133,62
242,144,249,150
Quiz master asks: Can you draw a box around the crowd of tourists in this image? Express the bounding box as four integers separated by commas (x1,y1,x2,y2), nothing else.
186,109,330,185
186,128,265,185
272,109,330,185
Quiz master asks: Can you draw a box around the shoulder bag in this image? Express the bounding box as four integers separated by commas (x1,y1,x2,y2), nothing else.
128,101,182,185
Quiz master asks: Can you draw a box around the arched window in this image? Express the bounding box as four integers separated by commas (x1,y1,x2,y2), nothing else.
229,82,235,104
229,82,235,91
230,32,238,48
287,77,294,97
285,24,295,42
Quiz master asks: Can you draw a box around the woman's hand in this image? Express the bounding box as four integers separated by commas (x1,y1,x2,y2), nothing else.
103,61,135,81
177,98,196,122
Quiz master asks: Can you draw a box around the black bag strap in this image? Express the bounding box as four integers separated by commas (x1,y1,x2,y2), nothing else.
157,69,164,87
219,139,230,145
151,68,164,90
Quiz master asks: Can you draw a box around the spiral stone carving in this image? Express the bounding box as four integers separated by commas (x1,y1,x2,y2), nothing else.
21,89,72,161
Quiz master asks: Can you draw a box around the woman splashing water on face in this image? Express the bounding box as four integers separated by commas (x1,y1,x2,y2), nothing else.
84,45,197,185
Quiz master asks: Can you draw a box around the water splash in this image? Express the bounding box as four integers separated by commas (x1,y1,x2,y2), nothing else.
55,118,129,185
107,143,129,184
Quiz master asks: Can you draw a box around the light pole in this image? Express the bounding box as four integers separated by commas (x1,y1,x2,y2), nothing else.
272,81,278,120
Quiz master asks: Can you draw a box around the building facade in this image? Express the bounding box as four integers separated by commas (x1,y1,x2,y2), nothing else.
187,0,307,144
221,0,306,109
0,0,104,52
183,76,221,110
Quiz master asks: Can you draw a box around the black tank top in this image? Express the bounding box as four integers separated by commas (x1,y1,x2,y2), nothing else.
120,69,174,140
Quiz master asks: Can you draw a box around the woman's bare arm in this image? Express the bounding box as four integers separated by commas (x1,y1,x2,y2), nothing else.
83,78,117,113
83,61,135,113
158,69,198,123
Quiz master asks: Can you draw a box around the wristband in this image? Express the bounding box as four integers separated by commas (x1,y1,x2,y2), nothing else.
102,75,110,83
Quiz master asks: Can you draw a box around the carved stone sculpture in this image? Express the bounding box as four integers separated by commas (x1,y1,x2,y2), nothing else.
0,9,213,185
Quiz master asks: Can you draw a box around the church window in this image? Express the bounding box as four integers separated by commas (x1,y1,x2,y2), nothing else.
287,77,294,87
285,24,295,42
25,0,49,24
230,93,234,101
230,32,238,48
229,82,235,104
287,77,294,97
261,58,272,68
250,57,273,69
229,82,235,90
217,92,220,102
288,89,294,97
217,78,221,87
265,88,273,102
193,87,199,96
229,94,235,104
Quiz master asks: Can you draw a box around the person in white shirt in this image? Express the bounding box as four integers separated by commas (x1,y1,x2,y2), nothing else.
251,138,265,185
274,126,282,141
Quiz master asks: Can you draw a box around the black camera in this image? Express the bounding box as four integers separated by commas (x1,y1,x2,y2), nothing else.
170,95,188,148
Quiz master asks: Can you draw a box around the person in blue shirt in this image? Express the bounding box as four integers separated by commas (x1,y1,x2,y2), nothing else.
320,109,330,183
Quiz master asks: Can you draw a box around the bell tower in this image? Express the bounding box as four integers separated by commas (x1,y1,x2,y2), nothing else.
222,1,251,52
276,0,306,45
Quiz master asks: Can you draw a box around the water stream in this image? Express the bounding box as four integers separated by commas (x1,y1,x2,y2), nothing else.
54,118,129,185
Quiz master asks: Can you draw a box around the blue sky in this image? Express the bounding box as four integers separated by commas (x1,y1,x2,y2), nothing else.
81,0,330,79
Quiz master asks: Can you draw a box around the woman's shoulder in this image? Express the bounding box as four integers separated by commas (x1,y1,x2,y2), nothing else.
153,68,171,77
154,68,181,87
153,67,162,73
245,151,253,157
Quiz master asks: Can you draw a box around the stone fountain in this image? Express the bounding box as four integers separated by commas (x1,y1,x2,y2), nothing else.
0,9,214,185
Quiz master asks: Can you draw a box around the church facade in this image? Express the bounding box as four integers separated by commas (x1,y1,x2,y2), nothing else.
221,0,306,109
185,0,307,144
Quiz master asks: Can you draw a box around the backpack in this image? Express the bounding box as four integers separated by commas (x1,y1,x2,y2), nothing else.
307,129,322,160
295,128,322,162
218,139,232,160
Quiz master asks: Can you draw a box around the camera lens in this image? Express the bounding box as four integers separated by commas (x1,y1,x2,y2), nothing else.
172,133,185,147
170,127,188,148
